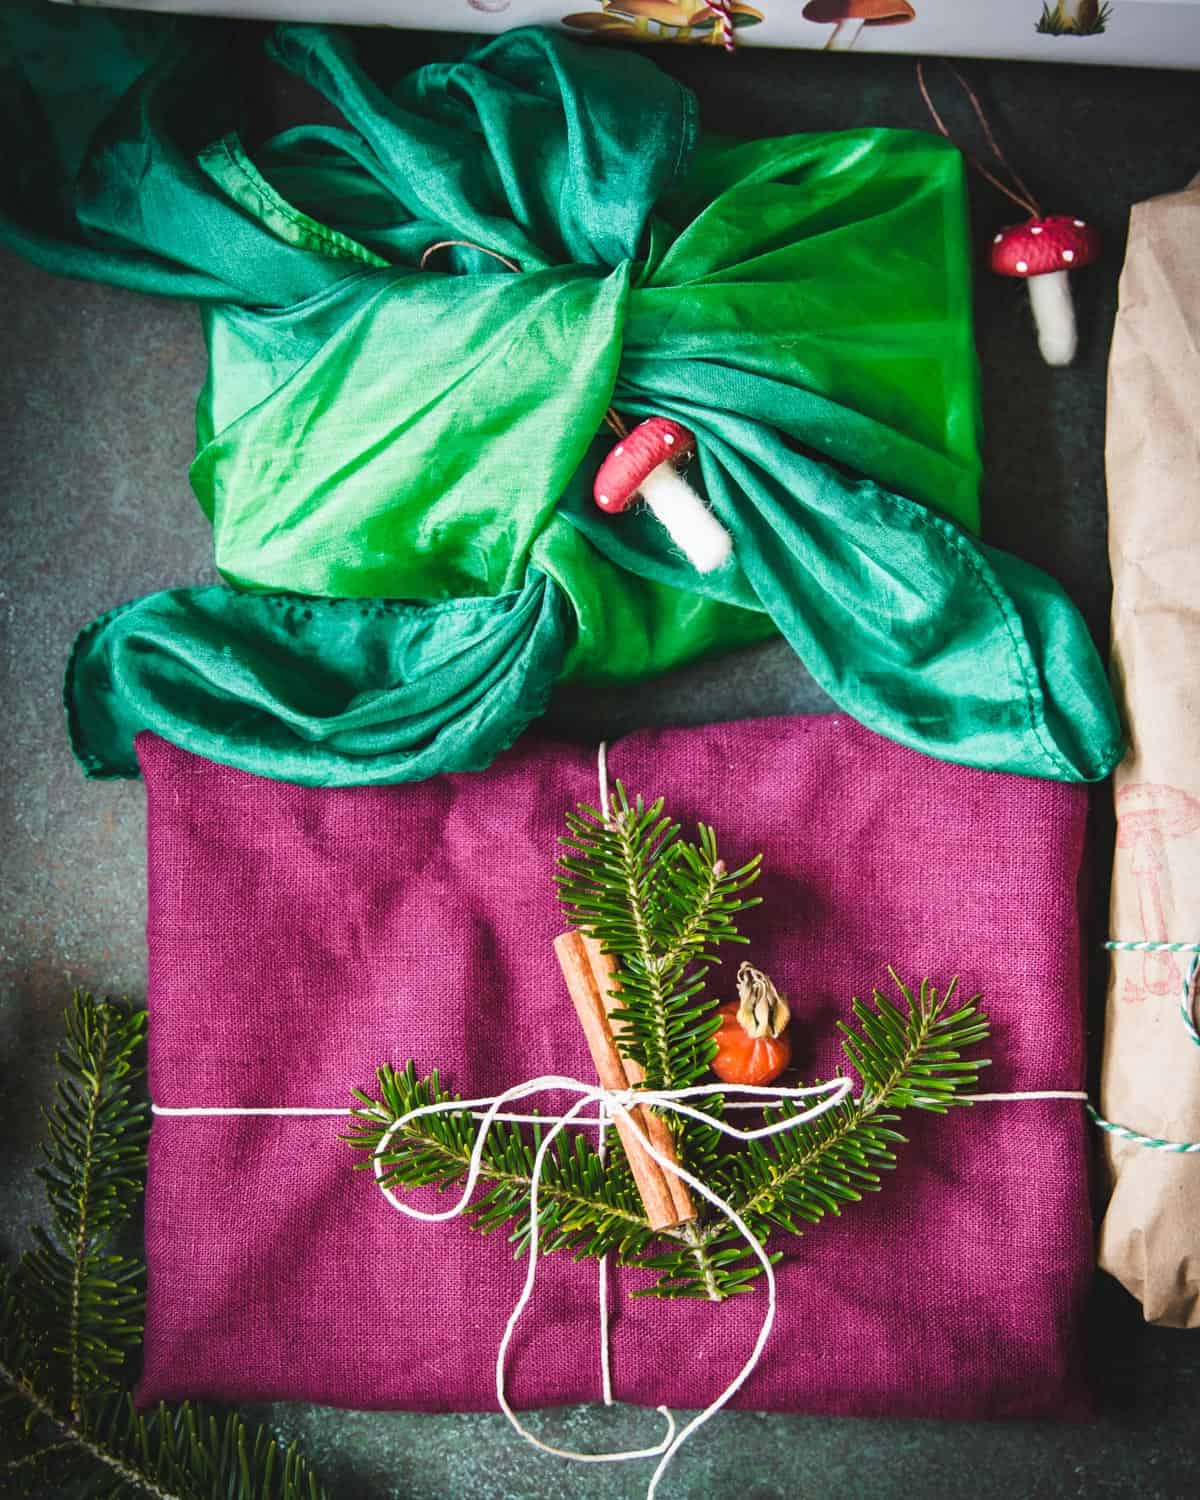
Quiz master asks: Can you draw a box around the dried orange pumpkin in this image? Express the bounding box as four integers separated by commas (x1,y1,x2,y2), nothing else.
711,963,792,1086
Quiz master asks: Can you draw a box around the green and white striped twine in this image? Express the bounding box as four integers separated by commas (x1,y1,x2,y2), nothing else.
1086,940,1200,1154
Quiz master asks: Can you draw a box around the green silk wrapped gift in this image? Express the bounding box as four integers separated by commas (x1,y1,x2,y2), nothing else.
0,5,1121,786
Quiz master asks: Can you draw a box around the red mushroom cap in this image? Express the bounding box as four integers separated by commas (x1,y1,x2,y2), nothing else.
593,418,696,515
989,215,1101,278
802,0,913,22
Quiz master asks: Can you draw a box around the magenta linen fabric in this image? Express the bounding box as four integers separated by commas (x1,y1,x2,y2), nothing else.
137,717,1092,1419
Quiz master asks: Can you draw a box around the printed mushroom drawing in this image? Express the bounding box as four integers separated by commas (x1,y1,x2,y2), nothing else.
561,9,641,36
607,0,698,32
593,417,732,573
1036,2,1111,38
989,215,1101,366
563,2,763,44
801,0,915,52
1115,783,1200,1003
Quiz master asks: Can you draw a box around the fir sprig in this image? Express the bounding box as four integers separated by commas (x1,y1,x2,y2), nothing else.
556,784,762,1091
350,975,989,1301
347,1064,656,1265
678,975,991,1294
0,991,327,1500
351,785,991,1303
24,997,148,1414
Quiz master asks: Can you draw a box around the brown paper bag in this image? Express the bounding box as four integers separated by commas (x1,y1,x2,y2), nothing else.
1100,174,1200,1328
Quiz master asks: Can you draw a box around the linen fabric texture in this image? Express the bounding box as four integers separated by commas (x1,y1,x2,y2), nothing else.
138,716,1092,1419
3,5,1121,787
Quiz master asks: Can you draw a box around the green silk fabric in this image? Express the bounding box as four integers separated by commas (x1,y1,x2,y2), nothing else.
1,6,1122,786
68,581,565,786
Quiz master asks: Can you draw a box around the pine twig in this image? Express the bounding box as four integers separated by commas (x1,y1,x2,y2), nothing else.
556,783,761,1094
350,976,990,1302
0,990,329,1500
352,786,989,1304
685,974,991,1292
345,1065,657,1264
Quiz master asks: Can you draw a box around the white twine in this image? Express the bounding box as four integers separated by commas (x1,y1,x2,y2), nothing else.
596,1102,614,1406
151,1094,1088,1123
368,1072,852,1496
595,735,615,1407
597,737,610,818
151,1077,1088,1498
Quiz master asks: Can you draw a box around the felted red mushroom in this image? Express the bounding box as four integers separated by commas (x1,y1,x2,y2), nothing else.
593,417,732,573
989,215,1101,366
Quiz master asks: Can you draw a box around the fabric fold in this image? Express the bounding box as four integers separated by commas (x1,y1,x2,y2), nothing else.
66,575,566,787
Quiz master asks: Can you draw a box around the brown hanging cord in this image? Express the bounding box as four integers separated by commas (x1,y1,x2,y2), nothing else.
915,60,1042,221
419,239,523,273
420,236,628,439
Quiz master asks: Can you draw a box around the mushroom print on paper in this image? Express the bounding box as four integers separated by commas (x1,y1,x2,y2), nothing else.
1115,784,1200,1005
801,0,915,51
561,2,764,45
1036,2,1111,37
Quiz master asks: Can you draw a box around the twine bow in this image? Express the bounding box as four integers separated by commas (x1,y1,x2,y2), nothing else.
369,1072,852,1498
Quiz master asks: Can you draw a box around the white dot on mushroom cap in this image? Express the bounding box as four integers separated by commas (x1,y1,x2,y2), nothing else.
1030,225,1043,235
1016,260,1029,273
614,446,624,455
663,433,675,446
598,494,610,506
993,233,1003,244
1062,249,1075,263
1074,218,1085,226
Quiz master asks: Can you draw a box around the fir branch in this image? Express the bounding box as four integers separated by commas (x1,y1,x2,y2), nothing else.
357,783,991,1304
346,1067,733,1294
348,972,989,1303
351,974,989,1302
556,782,761,1093
24,995,148,1411
680,974,991,1295
556,782,762,1296
345,1064,657,1264
1,991,328,1500
0,1358,323,1500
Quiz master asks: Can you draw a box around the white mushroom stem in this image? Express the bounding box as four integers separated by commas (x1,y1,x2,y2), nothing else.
1027,270,1078,367
638,462,732,574
825,20,865,50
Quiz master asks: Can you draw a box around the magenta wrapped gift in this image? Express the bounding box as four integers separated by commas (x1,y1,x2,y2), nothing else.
138,716,1093,1420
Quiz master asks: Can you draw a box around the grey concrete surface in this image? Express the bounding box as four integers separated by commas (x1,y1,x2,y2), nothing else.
2,20,1200,1500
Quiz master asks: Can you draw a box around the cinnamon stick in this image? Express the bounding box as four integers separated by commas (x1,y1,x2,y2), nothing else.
553,930,696,1231
580,935,696,1227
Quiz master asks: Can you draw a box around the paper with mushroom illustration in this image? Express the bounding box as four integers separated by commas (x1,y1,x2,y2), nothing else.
1100,174,1200,1329
561,2,765,45
1035,2,1110,37
45,2,1200,70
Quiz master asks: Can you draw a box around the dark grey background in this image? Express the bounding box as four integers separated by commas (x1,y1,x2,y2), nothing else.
1,21,1198,1500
